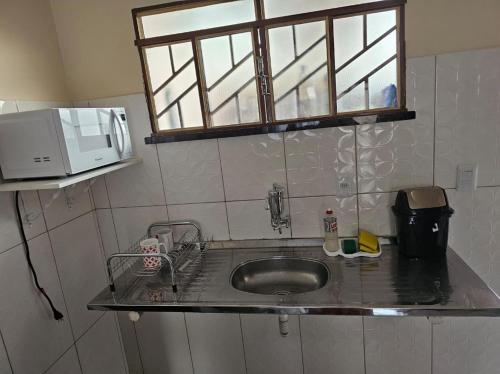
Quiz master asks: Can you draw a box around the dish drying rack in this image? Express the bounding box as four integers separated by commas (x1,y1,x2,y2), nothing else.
106,221,207,294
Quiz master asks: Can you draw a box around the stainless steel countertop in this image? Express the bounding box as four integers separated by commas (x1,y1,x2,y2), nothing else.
88,240,500,316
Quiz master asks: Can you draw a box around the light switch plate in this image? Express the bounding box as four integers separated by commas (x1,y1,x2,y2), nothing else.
337,178,353,197
456,164,477,192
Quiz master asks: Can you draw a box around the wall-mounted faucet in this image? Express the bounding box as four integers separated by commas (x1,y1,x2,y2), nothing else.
265,183,290,234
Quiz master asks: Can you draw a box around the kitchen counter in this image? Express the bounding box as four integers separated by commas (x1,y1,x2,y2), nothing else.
88,239,500,316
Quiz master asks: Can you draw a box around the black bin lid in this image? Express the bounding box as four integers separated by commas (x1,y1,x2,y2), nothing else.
392,186,454,216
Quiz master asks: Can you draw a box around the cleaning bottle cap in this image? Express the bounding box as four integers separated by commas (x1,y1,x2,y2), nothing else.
326,208,333,215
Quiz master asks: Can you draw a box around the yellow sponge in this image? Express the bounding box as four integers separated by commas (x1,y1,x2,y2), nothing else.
359,244,378,254
358,230,379,252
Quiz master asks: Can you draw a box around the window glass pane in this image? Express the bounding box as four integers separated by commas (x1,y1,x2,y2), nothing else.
145,47,173,91
336,31,396,94
296,21,325,55
140,0,255,38
264,0,384,18
268,21,330,120
154,64,197,113
171,43,194,70
180,88,205,125
337,82,365,113
368,59,397,109
144,42,203,130
158,107,180,130
333,16,363,68
334,11,398,113
367,10,396,44
275,90,298,120
200,32,260,127
231,33,254,64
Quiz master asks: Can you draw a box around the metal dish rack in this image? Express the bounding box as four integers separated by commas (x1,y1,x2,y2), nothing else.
106,221,207,294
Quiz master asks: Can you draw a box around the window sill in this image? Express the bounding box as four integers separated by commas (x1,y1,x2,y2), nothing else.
144,110,416,144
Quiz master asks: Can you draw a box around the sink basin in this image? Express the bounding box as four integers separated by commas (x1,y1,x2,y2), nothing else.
230,257,329,295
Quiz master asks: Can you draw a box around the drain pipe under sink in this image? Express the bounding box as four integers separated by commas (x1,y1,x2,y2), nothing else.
278,314,289,337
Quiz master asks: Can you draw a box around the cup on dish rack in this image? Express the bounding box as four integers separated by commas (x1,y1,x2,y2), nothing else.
156,229,174,253
139,238,166,269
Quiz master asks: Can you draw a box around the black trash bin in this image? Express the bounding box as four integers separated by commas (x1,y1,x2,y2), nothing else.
392,187,454,258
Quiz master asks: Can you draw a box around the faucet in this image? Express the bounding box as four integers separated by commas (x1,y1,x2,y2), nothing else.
265,183,290,234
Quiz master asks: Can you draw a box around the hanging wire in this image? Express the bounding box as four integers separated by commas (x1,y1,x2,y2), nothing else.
14,191,64,321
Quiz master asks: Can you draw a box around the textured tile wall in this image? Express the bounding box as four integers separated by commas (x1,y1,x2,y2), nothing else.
0,101,129,374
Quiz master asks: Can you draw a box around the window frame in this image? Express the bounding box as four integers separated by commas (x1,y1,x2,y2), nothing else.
132,0,407,135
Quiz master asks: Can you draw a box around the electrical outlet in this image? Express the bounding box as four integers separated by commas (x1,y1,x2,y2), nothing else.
337,178,353,197
456,164,477,192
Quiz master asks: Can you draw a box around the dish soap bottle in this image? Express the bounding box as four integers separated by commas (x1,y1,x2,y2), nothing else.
324,208,339,253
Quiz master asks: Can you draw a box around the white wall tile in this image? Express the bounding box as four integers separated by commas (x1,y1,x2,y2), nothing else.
0,100,18,114
89,94,166,207
446,187,500,294
96,209,119,258
0,334,12,374
364,317,431,374
358,192,397,236
186,313,246,374
357,121,434,193
76,313,128,374
50,212,107,339
117,312,143,374
0,234,73,374
16,101,70,112
135,313,192,374
300,316,365,374
240,314,302,374
357,56,435,193
290,195,358,238
73,100,90,108
219,134,286,201
407,57,437,122
284,126,356,197
20,191,47,240
433,317,500,374
90,176,110,209
435,48,500,188
158,139,225,204
168,202,229,241
39,182,93,230
0,192,21,253
227,200,291,239
45,347,82,374
112,206,168,252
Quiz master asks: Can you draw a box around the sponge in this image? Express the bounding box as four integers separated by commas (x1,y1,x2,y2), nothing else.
358,230,379,253
359,244,378,254
342,239,358,254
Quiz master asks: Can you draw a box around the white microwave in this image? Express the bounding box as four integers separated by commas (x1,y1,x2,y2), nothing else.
0,107,133,180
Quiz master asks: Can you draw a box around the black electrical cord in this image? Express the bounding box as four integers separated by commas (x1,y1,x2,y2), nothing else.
15,191,64,321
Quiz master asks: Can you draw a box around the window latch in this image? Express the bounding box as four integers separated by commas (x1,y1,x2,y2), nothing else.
257,57,271,96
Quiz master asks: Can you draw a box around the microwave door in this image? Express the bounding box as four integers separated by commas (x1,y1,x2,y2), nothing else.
58,108,121,174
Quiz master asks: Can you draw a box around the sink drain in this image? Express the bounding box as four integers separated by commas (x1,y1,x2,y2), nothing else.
273,290,291,296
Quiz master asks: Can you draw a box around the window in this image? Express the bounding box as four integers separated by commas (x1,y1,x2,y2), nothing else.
133,0,407,136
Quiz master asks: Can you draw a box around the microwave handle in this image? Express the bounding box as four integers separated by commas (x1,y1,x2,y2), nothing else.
110,110,125,157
